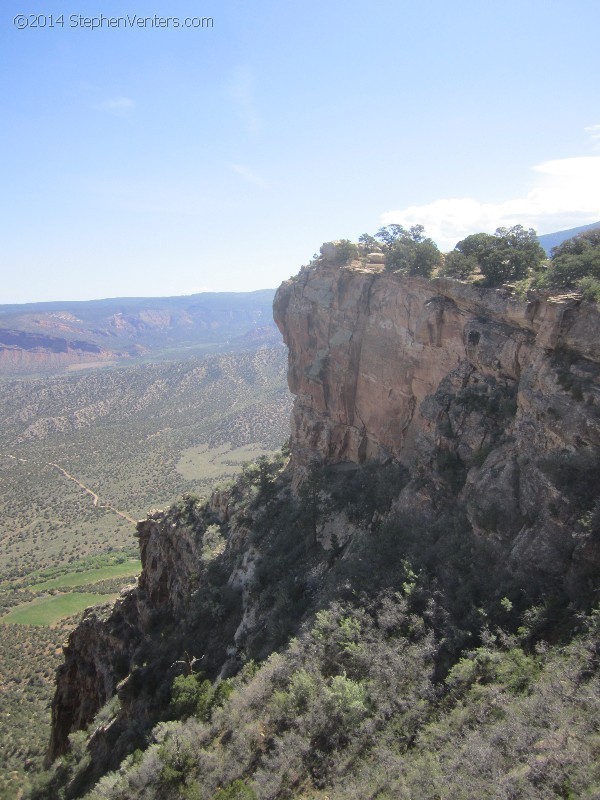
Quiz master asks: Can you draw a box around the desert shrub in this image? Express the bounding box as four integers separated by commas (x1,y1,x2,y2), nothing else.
166,494,205,531
213,780,257,800
578,275,600,301
170,674,234,722
445,645,539,696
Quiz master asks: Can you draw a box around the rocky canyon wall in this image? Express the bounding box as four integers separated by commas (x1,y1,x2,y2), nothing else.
274,260,600,579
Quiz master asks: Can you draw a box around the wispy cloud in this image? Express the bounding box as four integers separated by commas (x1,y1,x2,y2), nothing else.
382,152,600,250
226,67,261,134
585,123,600,148
97,96,135,116
229,163,268,188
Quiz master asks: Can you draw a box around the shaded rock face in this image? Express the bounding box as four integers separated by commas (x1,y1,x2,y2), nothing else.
274,262,600,578
47,594,142,763
47,512,208,763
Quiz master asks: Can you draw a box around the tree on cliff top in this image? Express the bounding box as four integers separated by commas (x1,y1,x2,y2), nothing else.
534,228,600,299
373,224,442,277
443,225,545,286
319,240,359,266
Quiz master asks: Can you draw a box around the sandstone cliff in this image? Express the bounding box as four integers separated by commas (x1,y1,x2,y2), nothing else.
47,258,600,776
274,260,600,580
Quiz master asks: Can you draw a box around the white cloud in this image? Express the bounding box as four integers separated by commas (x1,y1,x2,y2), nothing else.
229,163,268,188
382,155,600,250
226,67,261,134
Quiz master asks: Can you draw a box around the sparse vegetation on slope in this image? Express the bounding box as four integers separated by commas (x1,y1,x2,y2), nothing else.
27,446,600,799
0,346,290,797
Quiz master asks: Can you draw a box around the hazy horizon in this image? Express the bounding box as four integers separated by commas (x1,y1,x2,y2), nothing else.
2,0,600,304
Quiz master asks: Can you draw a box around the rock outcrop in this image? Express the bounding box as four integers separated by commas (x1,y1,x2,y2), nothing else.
47,593,142,763
47,501,244,765
274,262,600,463
274,260,600,578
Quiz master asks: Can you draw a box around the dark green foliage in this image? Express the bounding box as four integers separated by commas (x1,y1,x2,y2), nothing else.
440,249,478,279
357,233,379,252
170,674,213,720
374,224,442,277
170,673,235,722
436,449,466,493
327,460,409,522
449,225,545,287
579,275,600,302
235,451,288,506
454,231,497,259
49,601,600,800
534,228,600,295
445,645,540,696
26,446,600,800
213,780,257,800
298,464,326,546
167,494,205,529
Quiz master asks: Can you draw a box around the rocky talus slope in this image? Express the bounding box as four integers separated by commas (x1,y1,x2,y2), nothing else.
46,259,600,787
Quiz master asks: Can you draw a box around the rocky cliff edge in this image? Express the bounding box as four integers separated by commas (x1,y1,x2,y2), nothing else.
47,258,600,770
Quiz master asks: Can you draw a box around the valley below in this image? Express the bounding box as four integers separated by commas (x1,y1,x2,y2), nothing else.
0,342,291,799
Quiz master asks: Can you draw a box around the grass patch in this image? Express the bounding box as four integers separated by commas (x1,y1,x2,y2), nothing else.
30,560,141,591
176,441,276,482
1,593,117,626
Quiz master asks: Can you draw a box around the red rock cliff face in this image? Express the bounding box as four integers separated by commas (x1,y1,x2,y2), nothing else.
274,260,600,577
274,261,600,464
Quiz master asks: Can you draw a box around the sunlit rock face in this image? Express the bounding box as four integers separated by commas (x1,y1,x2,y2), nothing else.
274,258,600,578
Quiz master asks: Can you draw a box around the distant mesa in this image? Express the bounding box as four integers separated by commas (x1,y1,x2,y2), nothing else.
0,329,101,355
0,289,280,376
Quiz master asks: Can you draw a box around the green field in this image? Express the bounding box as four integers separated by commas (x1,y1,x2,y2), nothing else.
1,593,118,626
30,560,141,591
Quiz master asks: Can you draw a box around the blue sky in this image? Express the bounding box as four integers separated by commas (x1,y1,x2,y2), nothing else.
2,0,600,302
